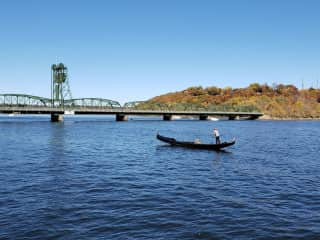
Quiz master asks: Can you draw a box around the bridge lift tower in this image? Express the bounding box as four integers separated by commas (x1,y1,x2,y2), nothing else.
50,63,72,121
51,63,72,107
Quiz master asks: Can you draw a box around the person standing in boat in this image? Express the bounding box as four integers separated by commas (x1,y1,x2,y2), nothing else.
213,128,221,144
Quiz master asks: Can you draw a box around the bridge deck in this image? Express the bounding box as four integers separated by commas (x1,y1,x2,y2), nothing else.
0,106,263,118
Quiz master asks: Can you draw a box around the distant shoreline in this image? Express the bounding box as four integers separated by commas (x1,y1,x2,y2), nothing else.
139,84,320,119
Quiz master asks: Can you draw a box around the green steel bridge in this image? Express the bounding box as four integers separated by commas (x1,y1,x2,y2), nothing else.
0,93,263,121
0,63,263,121
0,94,121,108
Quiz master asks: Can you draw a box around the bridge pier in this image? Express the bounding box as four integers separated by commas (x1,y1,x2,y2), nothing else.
51,114,64,122
199,115,209,120
163,114,172,121
116,114,128,121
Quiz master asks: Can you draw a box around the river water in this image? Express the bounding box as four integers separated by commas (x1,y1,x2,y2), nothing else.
0,116,319,239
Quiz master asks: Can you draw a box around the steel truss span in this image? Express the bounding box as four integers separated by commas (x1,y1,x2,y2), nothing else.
0,94,51,107
0,94,122,108
123,101,144,108
64,98,121,108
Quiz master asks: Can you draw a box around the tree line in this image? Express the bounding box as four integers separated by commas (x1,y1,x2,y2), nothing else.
135,83,320,118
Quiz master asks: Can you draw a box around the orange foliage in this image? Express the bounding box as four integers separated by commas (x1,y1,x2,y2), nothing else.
137,83,320,118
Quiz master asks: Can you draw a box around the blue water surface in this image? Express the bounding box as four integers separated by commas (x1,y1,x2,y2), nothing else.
0,115,319,239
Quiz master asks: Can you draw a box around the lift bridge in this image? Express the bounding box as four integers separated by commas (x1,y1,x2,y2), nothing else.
0,63,263,121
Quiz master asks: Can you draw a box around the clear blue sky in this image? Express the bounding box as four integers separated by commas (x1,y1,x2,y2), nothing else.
0,0,319,104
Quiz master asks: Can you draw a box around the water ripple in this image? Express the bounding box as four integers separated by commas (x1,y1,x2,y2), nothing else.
0,118,320,239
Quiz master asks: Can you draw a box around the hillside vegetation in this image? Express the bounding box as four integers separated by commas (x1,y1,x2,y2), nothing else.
136,83,320,119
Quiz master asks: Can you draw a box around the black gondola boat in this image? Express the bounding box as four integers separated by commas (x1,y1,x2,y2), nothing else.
156,133,236,150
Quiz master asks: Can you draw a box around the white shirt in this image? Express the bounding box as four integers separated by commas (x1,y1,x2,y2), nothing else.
213,129,220,137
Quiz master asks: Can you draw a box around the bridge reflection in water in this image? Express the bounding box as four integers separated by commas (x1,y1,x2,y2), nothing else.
0,94,263,122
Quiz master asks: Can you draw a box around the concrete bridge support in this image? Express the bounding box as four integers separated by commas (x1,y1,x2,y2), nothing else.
116,114,128,121
51,114,64,122
163,114,172,121
199,115,209,120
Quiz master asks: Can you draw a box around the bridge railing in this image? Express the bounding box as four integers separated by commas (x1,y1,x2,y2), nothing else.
123,101,260,112
1,94,260,113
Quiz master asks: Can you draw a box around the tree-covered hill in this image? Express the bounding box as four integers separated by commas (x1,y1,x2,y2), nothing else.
136,83,320,119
